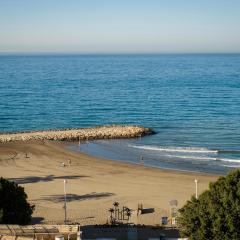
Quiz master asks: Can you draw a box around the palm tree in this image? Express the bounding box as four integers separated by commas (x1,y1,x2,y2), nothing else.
108,208,114,224
125,208,132,223
113,201,119,219
113,201,119,209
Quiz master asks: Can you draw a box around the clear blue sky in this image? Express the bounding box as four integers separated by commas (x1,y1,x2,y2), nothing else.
1,0,240,53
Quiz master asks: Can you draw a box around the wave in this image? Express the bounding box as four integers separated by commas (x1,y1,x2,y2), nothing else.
129,144,240,164
219,158,240,163
130,145,218,154
221,164,240,168
161,154,216,161
161,154,240,163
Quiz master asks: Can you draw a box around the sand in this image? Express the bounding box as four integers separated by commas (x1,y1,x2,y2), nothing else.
0,140,219,226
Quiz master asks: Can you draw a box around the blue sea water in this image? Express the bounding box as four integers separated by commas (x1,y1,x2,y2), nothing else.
0,54,240,174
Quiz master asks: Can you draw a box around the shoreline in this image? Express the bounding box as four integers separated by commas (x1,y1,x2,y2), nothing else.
69,139,229,175
0,140,219,225
67,141,221,177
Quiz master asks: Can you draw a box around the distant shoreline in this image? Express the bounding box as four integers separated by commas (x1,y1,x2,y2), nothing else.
0,125,154,143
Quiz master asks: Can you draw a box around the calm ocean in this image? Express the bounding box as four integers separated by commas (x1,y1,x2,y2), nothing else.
0,54,240,174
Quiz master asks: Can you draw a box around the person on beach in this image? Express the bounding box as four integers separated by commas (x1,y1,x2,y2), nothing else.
68,159,71,166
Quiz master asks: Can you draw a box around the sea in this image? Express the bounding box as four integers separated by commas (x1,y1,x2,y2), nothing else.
0,54,240,174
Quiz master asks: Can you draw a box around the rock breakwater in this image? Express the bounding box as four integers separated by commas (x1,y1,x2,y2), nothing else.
0,125,154,143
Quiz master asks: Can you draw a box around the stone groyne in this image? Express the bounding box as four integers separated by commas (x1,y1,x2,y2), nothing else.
0,125,154,143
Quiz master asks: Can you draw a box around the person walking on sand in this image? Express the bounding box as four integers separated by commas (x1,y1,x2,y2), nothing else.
68,159,71,166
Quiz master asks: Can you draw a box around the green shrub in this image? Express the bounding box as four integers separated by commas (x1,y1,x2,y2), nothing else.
0,177,35,224
178,170,240,240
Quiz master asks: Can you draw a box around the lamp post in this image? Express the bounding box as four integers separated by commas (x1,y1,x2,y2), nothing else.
64,179,67,224
194,179,198,199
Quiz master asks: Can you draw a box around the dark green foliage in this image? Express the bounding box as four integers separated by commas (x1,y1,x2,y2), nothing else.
178,169,240,240
0,177,35,224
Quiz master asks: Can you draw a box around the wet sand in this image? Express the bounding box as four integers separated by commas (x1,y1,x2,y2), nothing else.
0,140,218,225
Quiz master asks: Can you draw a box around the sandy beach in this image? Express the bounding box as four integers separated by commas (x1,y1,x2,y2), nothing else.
0,140,218,226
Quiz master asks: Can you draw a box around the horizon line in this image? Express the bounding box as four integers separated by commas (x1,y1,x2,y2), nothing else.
0,52,240,56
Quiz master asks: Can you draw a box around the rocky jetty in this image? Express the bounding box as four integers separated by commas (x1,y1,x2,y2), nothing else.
0,125,154,143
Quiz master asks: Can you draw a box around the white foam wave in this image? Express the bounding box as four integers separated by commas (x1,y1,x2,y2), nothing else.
130,145,218,154
161,154,240,163
219,158,240,163
162,154,215,161
221,164,240,168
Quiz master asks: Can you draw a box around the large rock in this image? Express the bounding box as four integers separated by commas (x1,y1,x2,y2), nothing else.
0,125,154,143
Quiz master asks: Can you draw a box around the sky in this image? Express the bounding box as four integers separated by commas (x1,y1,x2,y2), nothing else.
0,0,240,53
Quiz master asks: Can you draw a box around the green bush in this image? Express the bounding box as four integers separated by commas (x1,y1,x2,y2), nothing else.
178,169,240,240
0,177,35,224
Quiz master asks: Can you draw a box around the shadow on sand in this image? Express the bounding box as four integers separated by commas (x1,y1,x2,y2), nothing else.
31,217,45,224
9,175,90,184
42,192,115,203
